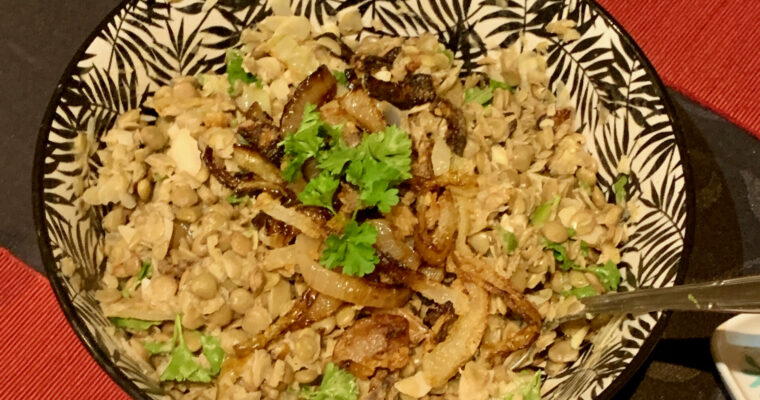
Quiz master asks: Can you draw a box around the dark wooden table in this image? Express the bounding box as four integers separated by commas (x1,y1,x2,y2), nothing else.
2,1,760,398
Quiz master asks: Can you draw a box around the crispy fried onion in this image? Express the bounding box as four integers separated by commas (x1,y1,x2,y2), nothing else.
339,88,387,133
394,280,488,398
353,46,401,75
369,219,421,271
254,193,327,239
202,147,291,198
432,98,467,156
234,288,342,357
217,288,342,399
280,65,337,134
454,249,542,361
297,258,411,308
333,313,410,379
238,102,284,164
365,74,437,110
414,189,458,267
232,144,283,184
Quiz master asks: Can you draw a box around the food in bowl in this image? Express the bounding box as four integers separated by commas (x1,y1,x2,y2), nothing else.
83,10,629,400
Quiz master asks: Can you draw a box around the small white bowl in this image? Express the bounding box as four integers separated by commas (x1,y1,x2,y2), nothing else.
712,314,760,400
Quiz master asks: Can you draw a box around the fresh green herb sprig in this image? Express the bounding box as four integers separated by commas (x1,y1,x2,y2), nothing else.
279,103,413,277
109,317,160,332
142,315,224,383
225,49,261,94
464,79,516,106
299,362,358,400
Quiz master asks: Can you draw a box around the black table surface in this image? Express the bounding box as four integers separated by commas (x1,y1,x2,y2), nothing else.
2,1,760,399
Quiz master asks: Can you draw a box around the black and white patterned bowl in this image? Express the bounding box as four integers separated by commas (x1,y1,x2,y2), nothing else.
32,0,694,398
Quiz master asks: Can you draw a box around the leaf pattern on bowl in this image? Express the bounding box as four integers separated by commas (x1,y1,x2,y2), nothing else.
33,1,692,399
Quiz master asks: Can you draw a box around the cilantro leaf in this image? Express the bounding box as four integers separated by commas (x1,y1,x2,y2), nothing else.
437,44,454,64
465,86,493,105
347,157,402,213
333,70,348,86
125,260,152,293
299,362,358,400
544,240,576,271
143,340,173,355
362,125,413,182
503,370,543,400
562,285,598,299
226,194,249,205
109,317,160,332
200,334,224,375
158,315,224,383
613,174,628,205
580,240,590,257
586,261,622,291
499,228,518,255
281,103,327,182
566,227,576,237
298,171,340,212
226,49,260,94
317,138,355,176
345,125,412,212
280,103,344,182
320,221,379,277
489,78,515,93
530,196,559,227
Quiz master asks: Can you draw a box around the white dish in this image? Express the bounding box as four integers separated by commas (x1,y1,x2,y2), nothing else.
711,314,760,400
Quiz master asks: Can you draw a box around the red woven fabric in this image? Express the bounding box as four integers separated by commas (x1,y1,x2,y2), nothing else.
0,248,128,400
597,0,760,138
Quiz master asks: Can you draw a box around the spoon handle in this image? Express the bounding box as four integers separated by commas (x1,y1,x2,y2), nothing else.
581,275,760,315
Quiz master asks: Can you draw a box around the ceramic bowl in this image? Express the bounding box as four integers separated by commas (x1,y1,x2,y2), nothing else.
33,0,693,398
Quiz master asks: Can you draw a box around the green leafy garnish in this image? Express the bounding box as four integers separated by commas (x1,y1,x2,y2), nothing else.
317,138,355,176
298,171,340,212
109,317,160,332
586,261,622,291
280,103,343,182
320,220,379,277
333,70,348,86
345,125,413,213
503,370,543,400
566,227,576,237
143,340,173,355
225,49,260,94
499,228,518,255
437,44,454,64
153,315,225,383
544,240,575,271
199,334,225,376
226,194,249,205
464,86,493,105
299,362,358,400
562,286,598,299
613,175,628,204
133,260,152,288
464,79,515,105
580,240,590,257
530,196,560,227
280,105,413,276
489,78,515,93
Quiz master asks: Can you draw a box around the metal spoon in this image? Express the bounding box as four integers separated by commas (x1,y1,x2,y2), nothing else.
553,274,760,327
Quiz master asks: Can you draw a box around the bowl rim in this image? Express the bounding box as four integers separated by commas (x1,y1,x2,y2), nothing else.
31,0,695,399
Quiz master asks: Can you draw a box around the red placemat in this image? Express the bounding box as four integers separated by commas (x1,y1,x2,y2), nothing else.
597,0,760,139
0,248,128,400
